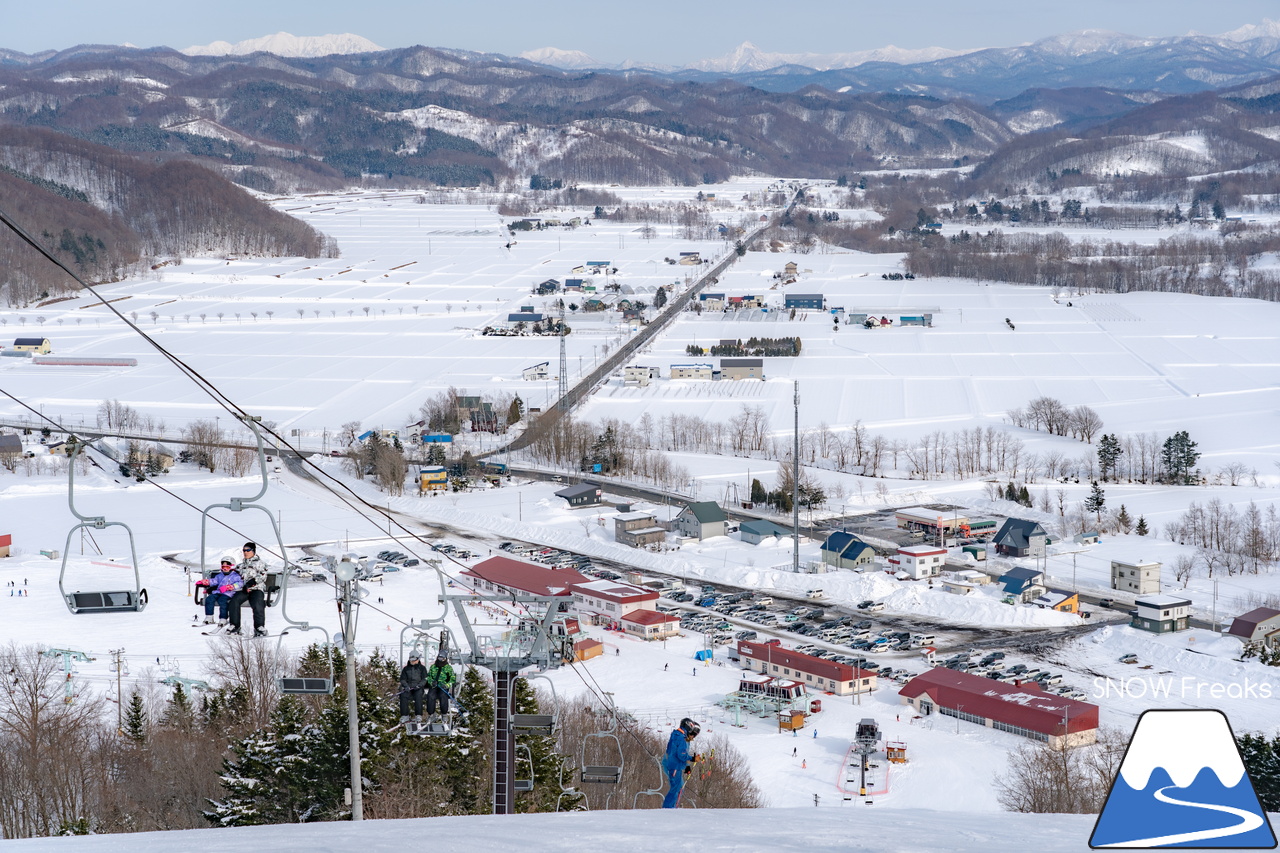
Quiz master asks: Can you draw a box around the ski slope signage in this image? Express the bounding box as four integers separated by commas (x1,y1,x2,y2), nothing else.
1090,710,1277,848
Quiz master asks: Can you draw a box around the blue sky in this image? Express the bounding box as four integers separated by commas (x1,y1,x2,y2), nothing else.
7,0,1278,64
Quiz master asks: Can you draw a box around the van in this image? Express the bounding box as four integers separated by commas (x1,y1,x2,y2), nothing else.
866,602,885,613
806,589,824,600
755,596,774,606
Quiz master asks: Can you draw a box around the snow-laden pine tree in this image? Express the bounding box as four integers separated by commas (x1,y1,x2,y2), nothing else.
204,696,311,826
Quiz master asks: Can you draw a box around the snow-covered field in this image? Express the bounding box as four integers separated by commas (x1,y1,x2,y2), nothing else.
2,185,1280,845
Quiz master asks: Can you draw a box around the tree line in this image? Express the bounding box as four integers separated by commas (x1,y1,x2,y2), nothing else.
0,640,762,838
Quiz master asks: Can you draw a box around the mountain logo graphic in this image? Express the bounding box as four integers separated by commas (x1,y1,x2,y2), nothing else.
1090,709,1277,848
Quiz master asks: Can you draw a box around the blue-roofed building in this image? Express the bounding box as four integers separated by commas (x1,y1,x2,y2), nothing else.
740,519,791,545
820,531,876,570
507,312,545,324
999,567,1046,603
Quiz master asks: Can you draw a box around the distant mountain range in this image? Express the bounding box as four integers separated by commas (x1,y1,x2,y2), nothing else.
180,32,383,58
0,23,1276,199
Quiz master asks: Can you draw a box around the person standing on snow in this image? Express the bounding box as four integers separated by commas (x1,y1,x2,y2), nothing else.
227,542,269,637
202,556,242,626
398,653,428,724
424,653,456,722
661,717,701,808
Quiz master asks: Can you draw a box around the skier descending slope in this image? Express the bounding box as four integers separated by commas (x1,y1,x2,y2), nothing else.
661,717,701,808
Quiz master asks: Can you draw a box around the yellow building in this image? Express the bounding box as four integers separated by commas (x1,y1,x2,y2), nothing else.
419,466,448,491
12,337,51,354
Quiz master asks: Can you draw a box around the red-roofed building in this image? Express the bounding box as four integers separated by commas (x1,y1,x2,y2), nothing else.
899,667,1098,748
460,556,588,599
568,578,659,626
737,640,876,696
0,533,10,558
621,609,680,639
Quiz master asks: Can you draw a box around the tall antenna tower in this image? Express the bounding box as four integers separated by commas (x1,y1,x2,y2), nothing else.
557,300,568,406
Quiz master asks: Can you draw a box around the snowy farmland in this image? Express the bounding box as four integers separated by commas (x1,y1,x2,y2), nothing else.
1,184,1280,843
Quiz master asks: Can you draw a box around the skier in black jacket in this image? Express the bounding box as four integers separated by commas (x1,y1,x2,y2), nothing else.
399,654,428,723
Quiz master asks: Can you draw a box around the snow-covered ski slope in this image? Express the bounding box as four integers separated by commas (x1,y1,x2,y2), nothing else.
0,807,1107,853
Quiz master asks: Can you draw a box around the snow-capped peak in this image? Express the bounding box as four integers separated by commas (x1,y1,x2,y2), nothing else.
181,32,383,58
1119,710,1246,791
1214,18,1280,42
520,47,603,69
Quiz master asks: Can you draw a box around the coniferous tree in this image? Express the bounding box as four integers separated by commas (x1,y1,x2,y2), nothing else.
750,478,767,505
653,286,667,309
1018,485,1032,508
122,690,148,744
438,665,495,813
507,395,523,425
1084,481,1106,521
1237,733,1280,812
1161,431,1200,485
1135,516,1149,536
427,443,447,465
163,684,195,731
205,696,312,826
1115,504,1132,534
1096,434,1122,482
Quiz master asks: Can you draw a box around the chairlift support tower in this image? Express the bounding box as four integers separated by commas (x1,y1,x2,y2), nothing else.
442,590,573,814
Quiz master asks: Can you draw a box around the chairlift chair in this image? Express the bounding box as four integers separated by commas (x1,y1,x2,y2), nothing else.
197,417,287,609
512,672,558,734
58,439,148,614
513,743,534,793
633,754,667,808
580,706,624,785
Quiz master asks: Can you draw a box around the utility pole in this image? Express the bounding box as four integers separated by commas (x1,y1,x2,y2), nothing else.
557,302,568,407
792,381,800,574
112,648,125,732
337,562,364,820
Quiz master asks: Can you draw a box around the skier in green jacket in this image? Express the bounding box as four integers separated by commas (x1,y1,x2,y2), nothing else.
425,653,457,721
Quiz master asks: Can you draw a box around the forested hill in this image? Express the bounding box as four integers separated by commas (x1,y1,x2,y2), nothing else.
0,44,1013,191
0,126,332,306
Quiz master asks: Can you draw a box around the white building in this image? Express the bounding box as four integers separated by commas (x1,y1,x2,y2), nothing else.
624,365,661,387
670,363,714,380
522,361,551,381
1111,559,1161,595
887,545,947,580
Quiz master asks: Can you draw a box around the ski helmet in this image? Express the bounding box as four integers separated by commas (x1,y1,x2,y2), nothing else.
220,553,236,567
408,653,421,662
680,717,700,738
436,652,448,664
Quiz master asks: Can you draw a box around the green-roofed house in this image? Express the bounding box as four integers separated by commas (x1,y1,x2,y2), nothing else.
674,501,727,540
740,519,791,545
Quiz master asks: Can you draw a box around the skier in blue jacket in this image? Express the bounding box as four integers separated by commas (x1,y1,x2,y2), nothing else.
661,717,701,808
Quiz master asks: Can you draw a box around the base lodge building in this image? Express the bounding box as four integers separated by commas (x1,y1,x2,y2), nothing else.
460,557,678,639
737,640,876,695
898,667,1098,748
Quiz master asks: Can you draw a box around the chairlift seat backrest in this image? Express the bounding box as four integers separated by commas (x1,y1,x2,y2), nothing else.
65,589,147,613
581,765,622,784
279,677,333,695
512,713,555,733
514,778,534,792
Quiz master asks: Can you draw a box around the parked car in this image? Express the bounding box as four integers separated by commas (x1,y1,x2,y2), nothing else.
1119,653,1139,664
856,600,875,610
1098,598,1115,608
